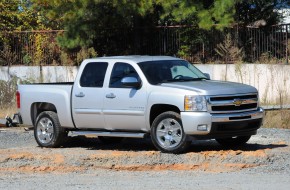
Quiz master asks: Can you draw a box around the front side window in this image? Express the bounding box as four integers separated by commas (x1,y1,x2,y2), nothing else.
110,62,140,88
138,60,207,85
80,62,108,87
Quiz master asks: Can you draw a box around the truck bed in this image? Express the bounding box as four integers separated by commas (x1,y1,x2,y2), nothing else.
18,83,75,128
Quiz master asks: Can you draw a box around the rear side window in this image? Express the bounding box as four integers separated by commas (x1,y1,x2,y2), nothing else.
80,62,108,87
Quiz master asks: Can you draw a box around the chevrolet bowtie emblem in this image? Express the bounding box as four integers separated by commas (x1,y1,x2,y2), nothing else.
233,99,243,106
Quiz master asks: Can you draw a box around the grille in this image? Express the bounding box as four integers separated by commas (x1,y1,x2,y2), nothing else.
210,94,257,101
211,103,258,111
208,94,258,113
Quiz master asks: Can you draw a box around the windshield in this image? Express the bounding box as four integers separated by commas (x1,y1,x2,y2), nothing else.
138,60,208,85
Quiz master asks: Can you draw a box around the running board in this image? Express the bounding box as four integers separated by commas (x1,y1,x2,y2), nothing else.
70,131,146,138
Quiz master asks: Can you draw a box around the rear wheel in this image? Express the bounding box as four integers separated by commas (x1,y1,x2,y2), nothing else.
151,111,190,154
215,135,251,147
34,111,67,148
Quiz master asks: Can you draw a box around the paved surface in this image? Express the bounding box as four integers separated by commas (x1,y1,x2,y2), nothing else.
0,127,290,189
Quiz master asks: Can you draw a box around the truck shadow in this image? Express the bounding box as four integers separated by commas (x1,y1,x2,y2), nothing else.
62,136,156,151
61,136,287,153
188,142,288,153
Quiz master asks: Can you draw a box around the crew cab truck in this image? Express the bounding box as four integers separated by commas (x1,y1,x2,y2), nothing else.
17,56,264,153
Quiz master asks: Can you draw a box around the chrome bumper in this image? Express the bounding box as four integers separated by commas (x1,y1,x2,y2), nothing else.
212,107,264,122
181,107,264,136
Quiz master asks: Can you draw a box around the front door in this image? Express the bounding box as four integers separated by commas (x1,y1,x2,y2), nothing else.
103,62,147,131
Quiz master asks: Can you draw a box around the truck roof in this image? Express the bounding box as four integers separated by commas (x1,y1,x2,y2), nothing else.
83,55,182,64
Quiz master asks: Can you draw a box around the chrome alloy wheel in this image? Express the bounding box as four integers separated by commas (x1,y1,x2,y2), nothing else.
36,117,54,144
156,118,183,149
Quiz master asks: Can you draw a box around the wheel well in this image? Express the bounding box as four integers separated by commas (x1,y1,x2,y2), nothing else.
150,104,180,126
31,102,57,125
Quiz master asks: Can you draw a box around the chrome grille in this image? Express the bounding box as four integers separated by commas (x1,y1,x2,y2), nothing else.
207,94,258,113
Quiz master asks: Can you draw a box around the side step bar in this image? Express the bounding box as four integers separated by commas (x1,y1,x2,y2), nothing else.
70,131,146,138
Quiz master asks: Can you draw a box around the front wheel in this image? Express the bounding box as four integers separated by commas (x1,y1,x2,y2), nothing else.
34,111,67,148
215,135,251,147
151,111,190,154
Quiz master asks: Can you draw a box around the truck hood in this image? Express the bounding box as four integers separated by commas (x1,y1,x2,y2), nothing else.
160,80,257,95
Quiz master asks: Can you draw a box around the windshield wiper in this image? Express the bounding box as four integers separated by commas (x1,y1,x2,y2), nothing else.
195,77,209,80
161,77,208,83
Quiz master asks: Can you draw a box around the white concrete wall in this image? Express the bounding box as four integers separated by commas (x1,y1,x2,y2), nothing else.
196,64,290,106
0,64,289,105
0,66,77,83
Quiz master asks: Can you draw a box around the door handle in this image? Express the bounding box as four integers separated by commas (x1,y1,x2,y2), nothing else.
75,92,85,98
106,93,116,99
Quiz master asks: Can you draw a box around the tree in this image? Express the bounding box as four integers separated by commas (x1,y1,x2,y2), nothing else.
159,0,290,29
32,0,159,49
158,0,237,30
0,0,36,31
0,0,39,66
235,0,288,27
31,0,288,54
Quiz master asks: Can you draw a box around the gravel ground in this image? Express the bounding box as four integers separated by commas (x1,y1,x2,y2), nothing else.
0,127,290,190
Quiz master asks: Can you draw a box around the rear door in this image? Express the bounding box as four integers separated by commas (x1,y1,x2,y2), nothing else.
72,62,108,129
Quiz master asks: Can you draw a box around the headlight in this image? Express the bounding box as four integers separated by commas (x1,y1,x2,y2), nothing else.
184,95,207,111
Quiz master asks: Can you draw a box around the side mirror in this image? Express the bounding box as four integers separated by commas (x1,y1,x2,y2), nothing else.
121,77,142,89
203,73,211,80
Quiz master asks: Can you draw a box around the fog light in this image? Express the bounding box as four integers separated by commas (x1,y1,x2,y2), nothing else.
197,124,208,131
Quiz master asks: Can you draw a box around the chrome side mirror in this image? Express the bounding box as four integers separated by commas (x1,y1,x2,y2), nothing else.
203,73,211,80
121,77,142,89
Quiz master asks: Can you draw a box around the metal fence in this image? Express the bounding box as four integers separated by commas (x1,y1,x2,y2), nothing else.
244,24,289,63
0,24,289,65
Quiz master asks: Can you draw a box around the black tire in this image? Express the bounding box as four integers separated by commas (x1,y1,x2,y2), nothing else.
151,111,190,154
98,136,124,144
215,135,251,147
34,111,67,148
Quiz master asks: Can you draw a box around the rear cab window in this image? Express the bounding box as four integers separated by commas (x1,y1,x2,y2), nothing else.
80,62,108,87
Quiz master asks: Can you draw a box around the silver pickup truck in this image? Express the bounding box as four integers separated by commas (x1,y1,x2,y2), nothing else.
17,56,264,153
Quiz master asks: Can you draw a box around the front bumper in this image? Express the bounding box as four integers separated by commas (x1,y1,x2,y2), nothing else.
181,107,264,138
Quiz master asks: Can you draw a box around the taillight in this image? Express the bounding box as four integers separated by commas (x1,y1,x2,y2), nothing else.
16,91,20,109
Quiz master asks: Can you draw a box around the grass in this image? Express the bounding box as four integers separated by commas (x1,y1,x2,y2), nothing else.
0,107,17,119
263,109,290,129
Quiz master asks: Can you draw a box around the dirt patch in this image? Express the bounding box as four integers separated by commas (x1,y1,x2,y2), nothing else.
241,149,268,157
0,128,289,177
0,166,84,173
54,154,65,164
0,147,274,174
109,163,259,172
